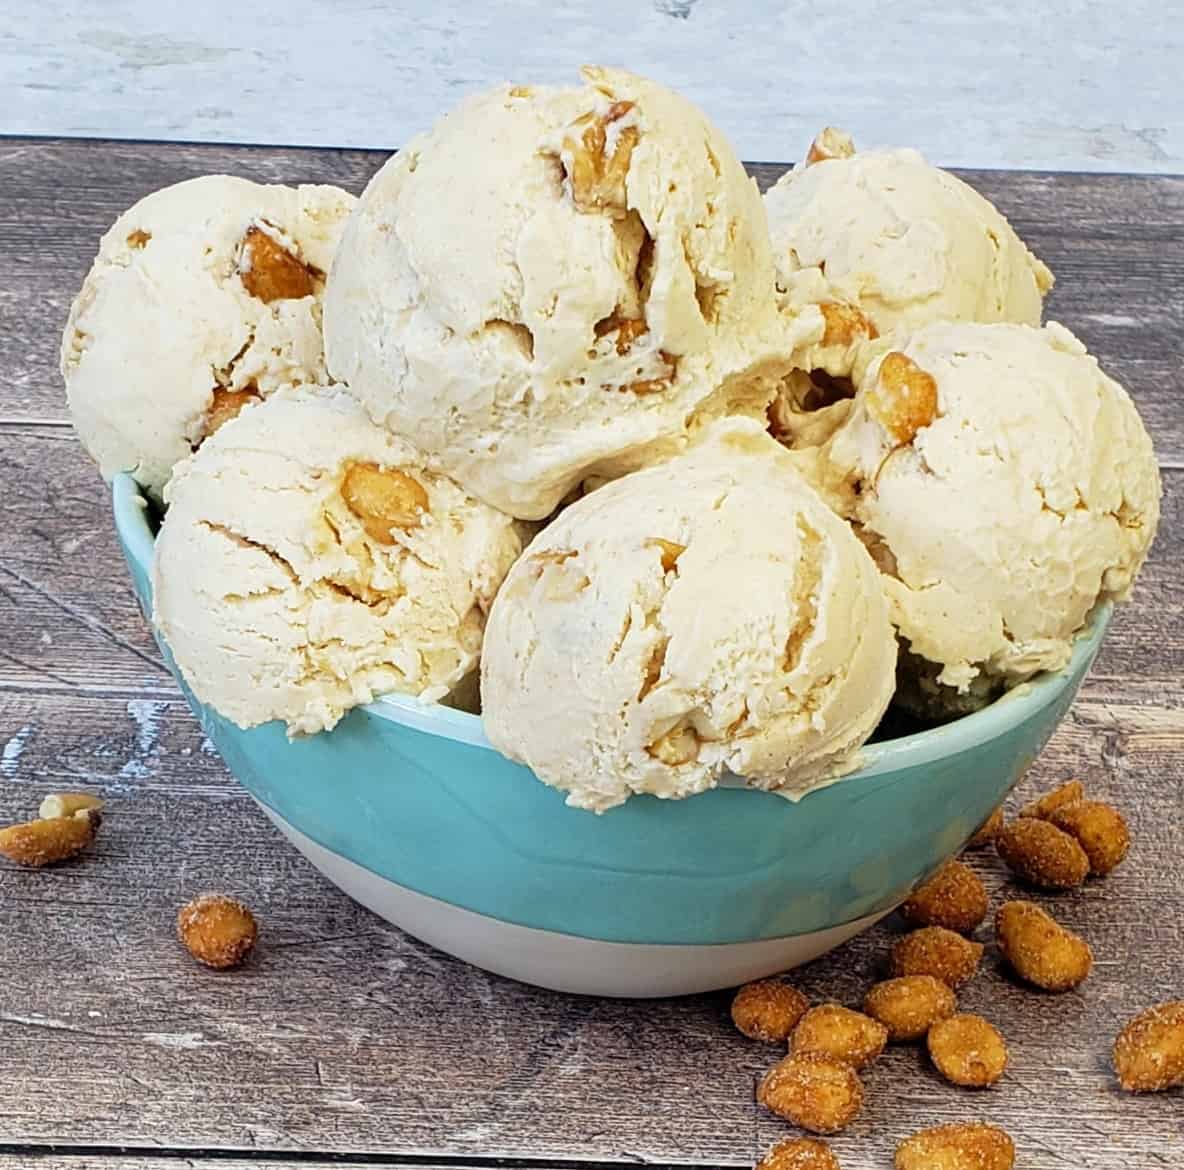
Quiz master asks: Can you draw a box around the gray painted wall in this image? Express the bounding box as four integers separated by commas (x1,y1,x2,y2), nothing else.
6,1,1180,172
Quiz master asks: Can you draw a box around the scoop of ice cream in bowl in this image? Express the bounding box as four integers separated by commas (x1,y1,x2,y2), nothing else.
74,73,1160,997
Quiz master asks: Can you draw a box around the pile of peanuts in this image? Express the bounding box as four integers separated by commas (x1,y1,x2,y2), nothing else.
730,779,1184,1170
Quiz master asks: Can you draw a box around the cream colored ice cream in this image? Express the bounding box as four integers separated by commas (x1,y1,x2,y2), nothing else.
153,386,523,735
481,420,897,812
63,175,356,499
824,321,1160,701
325,67,798,521
764,130,1054,338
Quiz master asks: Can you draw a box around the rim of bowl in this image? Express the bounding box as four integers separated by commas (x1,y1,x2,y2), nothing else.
115,472,1111,782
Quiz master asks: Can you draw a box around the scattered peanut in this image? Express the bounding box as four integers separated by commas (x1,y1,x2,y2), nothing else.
177,893,258,970
0,810,99,867
1047,800,1131,876
790,1003,888,1069
561,100,639,214
341,461,429,543
995,900,1093,992
205,386,261,437
1113,1002,1184,1092
758,1052,864,1135
864,976,957,1042
38,792,104,821
1019,779,1084,820
966,806,1004,849
995,817,1089,889
927,1014,1008,1087
900,860,988,934
238,222,318,302
890,927,984,988
895,1123,1015,1170
731,979,810,1043
756,1136,841,1170
867,351,939,444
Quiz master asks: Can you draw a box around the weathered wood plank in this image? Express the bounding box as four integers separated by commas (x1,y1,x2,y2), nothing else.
0,429,1180,698
1,140,1182,462
0,685,1180,1168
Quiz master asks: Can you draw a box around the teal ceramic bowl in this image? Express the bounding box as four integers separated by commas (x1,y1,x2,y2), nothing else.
114,474,1109,996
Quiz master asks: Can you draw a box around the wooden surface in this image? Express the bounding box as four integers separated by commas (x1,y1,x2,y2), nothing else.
0,138,1180,1170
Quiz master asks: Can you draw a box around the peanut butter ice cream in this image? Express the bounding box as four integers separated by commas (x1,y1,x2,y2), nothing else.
62,175,355,499
823,321,1160,707
481,420,896,811
153,386,523,735
325,67,798,521
765,130,1053,338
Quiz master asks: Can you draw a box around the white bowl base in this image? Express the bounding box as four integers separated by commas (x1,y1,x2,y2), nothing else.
261,805,891,997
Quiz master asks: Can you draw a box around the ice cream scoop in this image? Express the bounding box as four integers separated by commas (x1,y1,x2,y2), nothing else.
480,419,897,812
324,67,796,521
823,321,1160,705
62,175,355,499
153,386,523,735
764,130,1054,338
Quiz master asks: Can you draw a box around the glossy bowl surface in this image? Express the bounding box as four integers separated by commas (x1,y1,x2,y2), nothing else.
114,473,1108,992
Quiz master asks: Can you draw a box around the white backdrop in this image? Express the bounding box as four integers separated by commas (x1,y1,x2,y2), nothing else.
6,1,1181,171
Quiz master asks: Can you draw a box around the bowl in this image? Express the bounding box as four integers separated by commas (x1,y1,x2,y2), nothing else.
114,473,1109,997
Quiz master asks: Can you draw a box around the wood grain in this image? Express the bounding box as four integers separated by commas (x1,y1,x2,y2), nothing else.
0,139,1181,1169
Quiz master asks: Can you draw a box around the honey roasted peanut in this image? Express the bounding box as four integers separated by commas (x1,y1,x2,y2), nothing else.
900,859,989,934
1113,1001,1184,1092
995,900,1093,992
177,893,258,970
646,723,700,766
867,351,939,445
732,979,810,1043
1019,779,1084,820
895,1123,1015,1170
995,817,1089,889
966,806,1004,849
204,386,262,438
238,222,318,302
819,301,877,347
0,810,99,868
1048,800,1131,876
863,975,957,1042
758,1052,864,1135
890,927,984,988
562,100,639,214
805,127,855,166
756,1137,841,1170
790,1003,888,1069
342,462,430,543
927,1013,1008,1087
595,312,649,355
